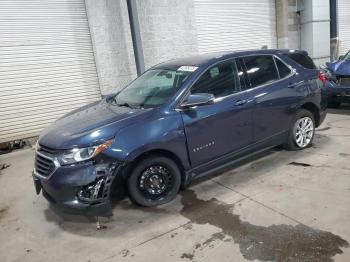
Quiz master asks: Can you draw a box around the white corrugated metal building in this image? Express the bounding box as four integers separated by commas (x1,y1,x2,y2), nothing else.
338,0,350,56
0,0,100,143
193,0,277,53
0,0,347,144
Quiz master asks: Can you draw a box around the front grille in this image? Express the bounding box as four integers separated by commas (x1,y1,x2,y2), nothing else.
337,76,350,87
38,144,59,155
35,153,56,177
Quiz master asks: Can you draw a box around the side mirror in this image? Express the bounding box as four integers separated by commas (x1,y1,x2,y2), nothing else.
339,55,344,60
180,93,215,109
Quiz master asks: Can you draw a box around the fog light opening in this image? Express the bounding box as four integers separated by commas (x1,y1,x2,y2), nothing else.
77,163,119,203
78,178,106,202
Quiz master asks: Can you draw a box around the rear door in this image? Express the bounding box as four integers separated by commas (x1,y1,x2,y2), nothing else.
180,59,253,168
241,55,299,142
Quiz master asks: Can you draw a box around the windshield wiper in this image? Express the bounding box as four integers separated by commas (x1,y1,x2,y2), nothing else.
117,102,131,107
112,95,142,109
115,101,140,109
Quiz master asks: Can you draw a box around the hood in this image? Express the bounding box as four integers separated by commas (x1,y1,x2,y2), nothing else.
326,60,350,76
39,99,154,149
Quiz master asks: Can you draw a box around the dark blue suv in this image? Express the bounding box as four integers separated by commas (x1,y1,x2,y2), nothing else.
33,49,327,216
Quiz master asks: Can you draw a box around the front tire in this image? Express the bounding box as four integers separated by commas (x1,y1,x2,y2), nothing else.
285,109,315,150
127,156,181,207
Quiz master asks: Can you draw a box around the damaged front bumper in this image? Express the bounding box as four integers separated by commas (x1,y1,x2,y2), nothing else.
32,156,121,217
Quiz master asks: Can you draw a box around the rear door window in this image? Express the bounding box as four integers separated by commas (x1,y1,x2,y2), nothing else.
285,53,316,69
243,55,279,88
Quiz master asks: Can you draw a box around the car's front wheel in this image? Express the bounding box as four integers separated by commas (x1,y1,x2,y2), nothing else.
127,156,181,207
285,109,315,150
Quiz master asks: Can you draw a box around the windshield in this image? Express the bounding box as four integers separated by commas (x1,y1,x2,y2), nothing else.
113,68,194,108
342,51,350,61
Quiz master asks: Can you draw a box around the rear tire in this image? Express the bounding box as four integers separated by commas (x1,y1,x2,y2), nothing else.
285,109,315,151
127,156,181,207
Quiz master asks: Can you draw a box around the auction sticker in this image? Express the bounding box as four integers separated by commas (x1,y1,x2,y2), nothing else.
178,66,198,72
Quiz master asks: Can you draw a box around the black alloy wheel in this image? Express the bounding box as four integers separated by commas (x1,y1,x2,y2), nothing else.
128,156,181,206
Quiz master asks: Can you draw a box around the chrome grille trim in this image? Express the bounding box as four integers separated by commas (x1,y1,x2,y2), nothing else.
34,151,60,180
37,144,60,156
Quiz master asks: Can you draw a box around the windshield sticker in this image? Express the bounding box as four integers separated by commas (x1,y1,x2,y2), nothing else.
178,66,198,72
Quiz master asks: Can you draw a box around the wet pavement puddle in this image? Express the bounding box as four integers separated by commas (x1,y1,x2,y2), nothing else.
180,190,349,261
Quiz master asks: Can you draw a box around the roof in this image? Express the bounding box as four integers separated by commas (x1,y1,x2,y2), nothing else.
153,49,308,69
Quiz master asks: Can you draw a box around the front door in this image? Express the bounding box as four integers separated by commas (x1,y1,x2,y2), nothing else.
180,59,253,168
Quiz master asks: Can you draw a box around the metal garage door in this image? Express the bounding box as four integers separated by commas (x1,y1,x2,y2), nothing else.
194,0,277,53
338,0,350,56
0,0,101,143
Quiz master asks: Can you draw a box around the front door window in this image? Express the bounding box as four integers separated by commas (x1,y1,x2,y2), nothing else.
191,60,242,98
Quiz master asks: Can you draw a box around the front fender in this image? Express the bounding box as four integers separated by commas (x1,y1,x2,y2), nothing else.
107,111,191,170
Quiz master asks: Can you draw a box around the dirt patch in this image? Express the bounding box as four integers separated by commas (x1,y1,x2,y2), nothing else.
339,153,350,157
180,190,349,261
317,127,331,132
170,232,178,238
0,163,10,174
0,206,9,220
288,162,312,167
120,249,130,257
181,252,194,260
202,232,227,246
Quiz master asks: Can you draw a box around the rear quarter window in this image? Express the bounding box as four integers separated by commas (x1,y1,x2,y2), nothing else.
286,53,316,69
274,57,292,78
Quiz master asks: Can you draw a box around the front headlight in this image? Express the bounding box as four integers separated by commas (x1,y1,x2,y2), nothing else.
59,140,113,165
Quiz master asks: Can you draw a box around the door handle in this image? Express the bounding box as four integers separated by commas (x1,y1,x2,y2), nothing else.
234,99,247,106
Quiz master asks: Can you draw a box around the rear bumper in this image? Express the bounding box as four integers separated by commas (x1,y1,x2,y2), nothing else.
32,160,120,217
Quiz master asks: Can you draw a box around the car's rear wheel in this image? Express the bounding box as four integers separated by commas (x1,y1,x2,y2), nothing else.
127,156,181,207
285,109,315,150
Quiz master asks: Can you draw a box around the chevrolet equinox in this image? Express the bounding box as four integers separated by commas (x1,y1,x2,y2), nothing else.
33,49,327,216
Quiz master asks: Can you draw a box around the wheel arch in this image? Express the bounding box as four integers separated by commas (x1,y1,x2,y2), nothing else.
300,102,320,127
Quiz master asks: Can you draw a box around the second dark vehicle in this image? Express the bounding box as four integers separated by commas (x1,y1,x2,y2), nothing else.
33,49,327,216
323,50,350,107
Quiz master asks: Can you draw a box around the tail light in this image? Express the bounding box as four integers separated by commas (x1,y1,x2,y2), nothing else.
319,71,328,84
